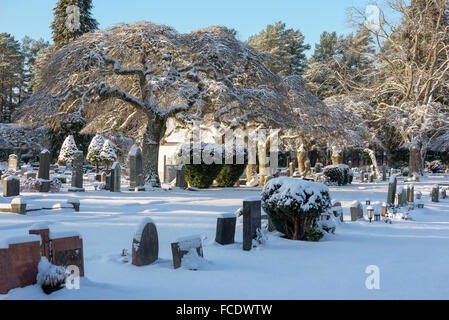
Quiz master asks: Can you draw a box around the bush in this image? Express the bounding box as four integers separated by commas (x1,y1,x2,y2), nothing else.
177,143,224,188
323,164,353,185
427,160,445,173
261,177,332,240
215,147,248,187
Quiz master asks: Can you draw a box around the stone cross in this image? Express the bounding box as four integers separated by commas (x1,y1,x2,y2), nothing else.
215,214,236,245
68,151,85,192
38,149,50,180
242,198,261,251
110,162,121,192
128,145,145,191
132,219,159,266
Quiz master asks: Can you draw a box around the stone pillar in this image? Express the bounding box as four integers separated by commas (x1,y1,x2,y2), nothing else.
110,162,121,192
68,151,85,192
128,145,145,191
242,198,261,251
387,176,397,206
38,149,50,180
215,214,236,245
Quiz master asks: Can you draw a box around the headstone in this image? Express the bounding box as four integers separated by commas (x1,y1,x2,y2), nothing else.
50,232,84,277
132,219,159,266
396,187,407,207
68,151,85,192
350,201,364,221
24,172,37,179
110,162,121,192
387,175,397,206
215,214,236,245
360,171,365,183
171,235,203,269
432,185,439,202
3,176,20,197
407,185,415,203
289,162,294,177
128,146,145,191
368,173,374,183
8,154,18,171
20,165,27,176
38,149,50,180
242,198,262,251
175,164,187,189
381,203,388,217
331,202,343,222
382,166,387,181
10,197,26,215
441,188,447,199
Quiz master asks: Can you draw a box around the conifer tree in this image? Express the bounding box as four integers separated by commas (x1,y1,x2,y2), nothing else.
100,139,117,172
86,134,105,173
58,135,79,165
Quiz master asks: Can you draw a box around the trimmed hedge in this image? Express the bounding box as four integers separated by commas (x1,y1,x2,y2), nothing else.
215,147,248,187
323,164,353,186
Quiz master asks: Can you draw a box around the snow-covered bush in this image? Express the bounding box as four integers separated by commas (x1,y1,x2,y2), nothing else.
176,143,224,188
215,146,248,187
37,257,67,294
100,139,117,170
20,178,62,192
426,160,445,173
58,135,78,166
86,134,105,173
323,164,353,185
314,162,323,173
261,177,332,240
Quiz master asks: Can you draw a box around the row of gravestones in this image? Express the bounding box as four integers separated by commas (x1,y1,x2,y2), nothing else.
132,198,262,270
359,166,391,183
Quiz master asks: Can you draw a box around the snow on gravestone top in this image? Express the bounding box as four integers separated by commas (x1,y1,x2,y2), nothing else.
350,200,361,208
128,145,140,157
49,231,82,240
0,234,41,249
244,196,261,202
218,213,236,219
174,235,202,251
133,218,155,241
10,197,26,205
5,176,19,181
30,222,50,230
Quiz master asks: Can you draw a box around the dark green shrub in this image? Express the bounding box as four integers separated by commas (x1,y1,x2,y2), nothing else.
261,177,332,241
323,164,353,186
215,147,248,187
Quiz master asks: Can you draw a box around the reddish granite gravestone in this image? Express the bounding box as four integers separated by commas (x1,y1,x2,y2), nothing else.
50,232,84,277
132,219,159,266
0,235,42,294
29,224,50,260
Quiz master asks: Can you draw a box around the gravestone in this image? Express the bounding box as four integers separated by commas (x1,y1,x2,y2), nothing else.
132,219,159,266
38,149,50,180
3,176,20,197
289,162,294,177
387,175,397,206
8,154,18,171
432,185,439,202
68,151,85,192
368,173,374,183
171,235,203,269
360,171,365,183
242,198,261,251
441,188,447,199
350,201,364,221
381,203,388,217
11,197,27,215
24,172,37,179
215,214,236,245
128,146,145,191
175,164,187,189
110,162,121,192
396,187,407,207
382,166,387,181
50,232,84,277
20,165,27,176
407,185,415,203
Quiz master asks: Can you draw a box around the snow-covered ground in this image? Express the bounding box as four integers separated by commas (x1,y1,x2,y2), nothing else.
1,174,449,300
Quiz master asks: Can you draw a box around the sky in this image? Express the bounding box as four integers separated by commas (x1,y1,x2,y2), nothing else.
0,0,386,56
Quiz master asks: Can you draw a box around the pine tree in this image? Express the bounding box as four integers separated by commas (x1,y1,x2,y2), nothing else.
86,134,104,173
58,135,79,165
100,139,117,172
21,37,51,94
50,0,98,48
247,21,310,75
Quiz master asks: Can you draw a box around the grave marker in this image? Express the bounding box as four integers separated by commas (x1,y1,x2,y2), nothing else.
128,146,145,191
171,235,203,269
68,151,85,192
215,214,236,245
132,219,159,266
242,198,261,251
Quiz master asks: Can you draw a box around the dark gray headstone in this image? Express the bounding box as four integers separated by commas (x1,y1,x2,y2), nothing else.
382,166,387,181
132,220,159,266
3,176,20,197
242,198,261,251
128,146,145,191
387,176,397,206
110,162,121,192
39,180,51,193
215,214,236,245
171,236,203,269
175,164,187,189
68,151,85,192
38,149,50,180
432,185,439,203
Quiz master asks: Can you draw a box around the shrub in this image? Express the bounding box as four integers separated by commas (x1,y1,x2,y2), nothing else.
323,164,353,185
261,177,332,240
427,160,445,173
176,143,224,188
215,147,248,187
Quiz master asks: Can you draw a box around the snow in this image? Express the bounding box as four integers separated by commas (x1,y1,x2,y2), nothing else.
0,235,41,249
49,231,82,240
11,197,26,205
175,235,202,251
2,175,449,299
133,217,155,241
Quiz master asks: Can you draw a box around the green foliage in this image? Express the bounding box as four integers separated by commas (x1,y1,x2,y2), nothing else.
215,148,248,187
51,0,98,48
323,165,353,186
305,225,325,242
247,21,310,75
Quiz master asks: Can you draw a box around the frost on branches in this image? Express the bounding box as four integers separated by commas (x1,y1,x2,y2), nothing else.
58,135,78,165
15,22,332,186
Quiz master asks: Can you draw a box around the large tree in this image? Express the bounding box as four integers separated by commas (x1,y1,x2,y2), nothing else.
21,37,51,95
51,0,99,48
19,23,311,186
247,21,310,75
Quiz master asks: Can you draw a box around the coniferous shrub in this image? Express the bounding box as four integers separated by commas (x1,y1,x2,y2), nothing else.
215,146,248,187
323,164,353,185
261,177,332,240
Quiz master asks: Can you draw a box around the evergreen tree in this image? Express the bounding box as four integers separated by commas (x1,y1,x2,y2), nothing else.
58,135,79,165
21,37,50,94
50,0,99,48
100,139,117,172
28,45,55,92
86,134,105,173
247,21,310,75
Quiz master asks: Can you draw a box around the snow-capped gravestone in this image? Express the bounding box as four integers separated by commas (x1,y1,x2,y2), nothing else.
8,154,18,171
171,235,203,269
175,164,187,189
387,175,397,206
38,149,50,180
110,162,121,192
128,146,145,192
350,201,364,221
215,213,236,245
131,219,159,266
396,187,407,207
3,176,20,197
11,197,27,215
432,185,440,202
382,166,387,181
242,197,261,251
406,185,415,203
68,151,85,192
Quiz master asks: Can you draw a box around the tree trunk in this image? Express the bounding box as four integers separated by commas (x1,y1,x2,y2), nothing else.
140,118,166,187
364,148,381,179
409,147,423,175
297,146,309,175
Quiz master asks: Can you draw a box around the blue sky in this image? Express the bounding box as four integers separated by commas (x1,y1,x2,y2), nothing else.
0,0,383,56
